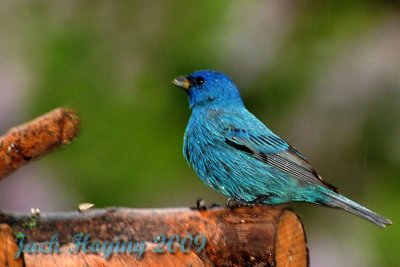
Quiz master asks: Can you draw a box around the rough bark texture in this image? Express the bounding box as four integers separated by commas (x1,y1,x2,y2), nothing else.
0,108,80,180
0,206,308,266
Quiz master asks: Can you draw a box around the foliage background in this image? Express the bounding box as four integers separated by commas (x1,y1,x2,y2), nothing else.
0,1,399,266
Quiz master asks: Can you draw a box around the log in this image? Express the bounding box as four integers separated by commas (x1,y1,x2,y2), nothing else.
0,108,80,180
0,206,308,266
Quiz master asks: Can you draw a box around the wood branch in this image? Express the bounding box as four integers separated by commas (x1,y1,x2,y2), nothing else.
0,206,308,267
0,108,80,180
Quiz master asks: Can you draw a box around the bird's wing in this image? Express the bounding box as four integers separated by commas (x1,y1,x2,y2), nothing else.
211,111,337,191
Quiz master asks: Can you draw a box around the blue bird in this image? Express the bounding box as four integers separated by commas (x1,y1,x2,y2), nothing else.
173,70,392,228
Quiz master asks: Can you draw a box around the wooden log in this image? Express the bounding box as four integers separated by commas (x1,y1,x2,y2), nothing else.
0,206,308,266
0,108,80,180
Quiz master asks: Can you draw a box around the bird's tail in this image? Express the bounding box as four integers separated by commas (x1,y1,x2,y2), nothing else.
319,187,392,228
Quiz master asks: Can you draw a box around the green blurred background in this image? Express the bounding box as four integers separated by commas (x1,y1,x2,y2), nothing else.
0,1,399,266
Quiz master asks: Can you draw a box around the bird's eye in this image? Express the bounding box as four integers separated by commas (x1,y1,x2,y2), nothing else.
194,77,204,86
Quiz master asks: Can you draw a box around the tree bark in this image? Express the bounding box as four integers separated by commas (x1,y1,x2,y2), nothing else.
0,206,308,267
0,108,80,180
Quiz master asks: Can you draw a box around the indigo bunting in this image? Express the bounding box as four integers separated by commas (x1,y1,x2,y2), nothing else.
173,70,391,227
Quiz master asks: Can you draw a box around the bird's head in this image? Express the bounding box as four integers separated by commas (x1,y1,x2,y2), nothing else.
172,70,243,109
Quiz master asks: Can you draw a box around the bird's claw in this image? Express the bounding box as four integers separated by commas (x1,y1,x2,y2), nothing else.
209,202,221,209
226,198,243,208
192,198,252,210
226,198,257,208
196,198,207,210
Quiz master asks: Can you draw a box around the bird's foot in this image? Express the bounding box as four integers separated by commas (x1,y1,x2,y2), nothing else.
209,202,221,209
252,194,275,205
192,198,207,211
226,198,251,209
193,198,253,210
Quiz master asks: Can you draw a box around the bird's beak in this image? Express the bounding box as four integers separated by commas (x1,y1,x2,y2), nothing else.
172,75,190,91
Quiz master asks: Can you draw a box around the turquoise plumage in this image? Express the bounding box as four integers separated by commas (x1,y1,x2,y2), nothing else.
173,70,391,227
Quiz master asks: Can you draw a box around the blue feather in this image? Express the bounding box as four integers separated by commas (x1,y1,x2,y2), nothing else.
174,70,391,228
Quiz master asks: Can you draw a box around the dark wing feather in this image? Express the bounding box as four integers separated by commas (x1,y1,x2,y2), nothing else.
223,127,338,192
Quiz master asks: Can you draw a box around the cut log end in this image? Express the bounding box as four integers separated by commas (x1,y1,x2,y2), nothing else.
275,210,308,267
